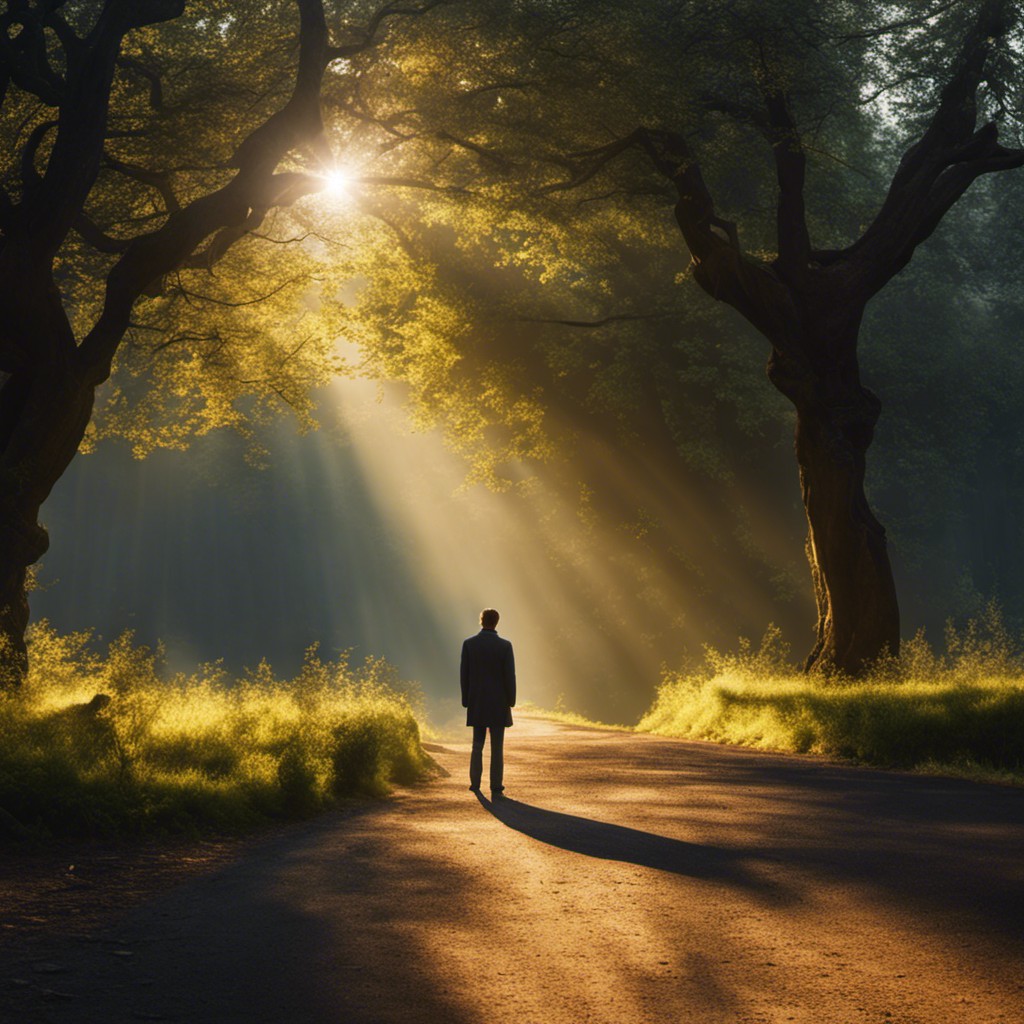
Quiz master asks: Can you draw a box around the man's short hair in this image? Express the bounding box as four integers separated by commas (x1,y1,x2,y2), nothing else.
480,608,500,629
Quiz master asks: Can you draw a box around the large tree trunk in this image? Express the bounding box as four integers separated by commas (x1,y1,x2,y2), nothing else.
795,404,900,673
0,511,47,690
0,362,95,689
768,331,900,674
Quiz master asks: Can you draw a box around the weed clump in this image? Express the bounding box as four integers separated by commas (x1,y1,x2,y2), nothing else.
638,608,1024,780
0,625,432,838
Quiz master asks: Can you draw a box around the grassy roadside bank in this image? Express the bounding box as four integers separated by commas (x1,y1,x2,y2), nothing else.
638,620,1024,784
0,623,433,839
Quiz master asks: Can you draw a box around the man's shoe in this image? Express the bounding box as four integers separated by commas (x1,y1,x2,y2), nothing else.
469,784,481,792
491,791,507,801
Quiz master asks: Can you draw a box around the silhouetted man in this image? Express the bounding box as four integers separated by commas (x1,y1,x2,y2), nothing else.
461,608,516,800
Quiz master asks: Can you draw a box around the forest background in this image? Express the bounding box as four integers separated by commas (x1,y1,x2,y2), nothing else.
3,0,1023,726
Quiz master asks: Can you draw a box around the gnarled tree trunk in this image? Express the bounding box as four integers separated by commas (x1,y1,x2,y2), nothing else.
0,353,96,688
764,302,901,674
790,381,899,673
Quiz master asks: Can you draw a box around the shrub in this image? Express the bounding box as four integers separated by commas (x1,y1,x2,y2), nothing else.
638,616,1024,780
0,626,431,838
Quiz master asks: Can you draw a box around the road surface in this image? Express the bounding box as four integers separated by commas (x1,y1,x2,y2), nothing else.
3,715,1023,1023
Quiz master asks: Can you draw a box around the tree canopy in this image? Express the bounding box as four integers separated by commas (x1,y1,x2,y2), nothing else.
3,0,1024,686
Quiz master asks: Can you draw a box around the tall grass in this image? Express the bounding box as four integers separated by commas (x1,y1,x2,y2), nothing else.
638,609,1024,780
0,622,432,838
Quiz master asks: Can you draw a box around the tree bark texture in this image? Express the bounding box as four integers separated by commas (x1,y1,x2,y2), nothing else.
0,358,95,688
763,291,900,674
791,381,899,671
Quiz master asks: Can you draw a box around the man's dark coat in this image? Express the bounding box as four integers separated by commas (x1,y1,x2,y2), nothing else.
461,628,516,728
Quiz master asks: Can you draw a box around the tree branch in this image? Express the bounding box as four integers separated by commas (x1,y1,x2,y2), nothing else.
836,0,964,43
5,1,185,270
326,0,450,61
73,211,131,254
435,131,514,174
117,55,165,111
103,151,180,212
19,119,58,191
538,131,646,195
43,8,86,71
172,274,304,309
0,5,66,106
849,0,1024,294
76,1,332,385
763,91,810,279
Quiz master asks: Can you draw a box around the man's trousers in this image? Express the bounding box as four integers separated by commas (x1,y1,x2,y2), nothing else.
470,725,505,793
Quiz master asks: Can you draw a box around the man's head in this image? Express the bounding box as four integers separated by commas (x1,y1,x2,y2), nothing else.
480,608,500,630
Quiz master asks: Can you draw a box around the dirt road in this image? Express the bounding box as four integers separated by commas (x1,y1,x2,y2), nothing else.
3,715,1023,1024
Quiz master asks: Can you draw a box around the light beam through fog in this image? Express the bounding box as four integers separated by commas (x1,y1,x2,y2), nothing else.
315,375,686,727
34,373,812,728
322,375,803,724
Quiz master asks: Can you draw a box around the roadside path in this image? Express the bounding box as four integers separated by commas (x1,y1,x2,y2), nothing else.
3,715,1023,1023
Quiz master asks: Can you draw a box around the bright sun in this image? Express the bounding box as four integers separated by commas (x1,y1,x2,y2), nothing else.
320,168,353,196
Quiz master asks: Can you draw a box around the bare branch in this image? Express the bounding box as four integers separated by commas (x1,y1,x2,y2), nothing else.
19,119,58,190
103,152,180,213
172,274,304,309
327,0,451,61
150,329,223,354
836,0,964,43
73,212,131,254
117,55,166,111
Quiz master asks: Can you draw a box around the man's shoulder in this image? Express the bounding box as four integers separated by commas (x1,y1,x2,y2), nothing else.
463,631,512,647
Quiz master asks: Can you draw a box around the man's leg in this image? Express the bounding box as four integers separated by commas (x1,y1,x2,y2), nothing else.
489,725,506,795
469,725,486,790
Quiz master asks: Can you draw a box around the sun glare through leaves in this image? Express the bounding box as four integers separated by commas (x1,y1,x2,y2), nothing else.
319,167,356,199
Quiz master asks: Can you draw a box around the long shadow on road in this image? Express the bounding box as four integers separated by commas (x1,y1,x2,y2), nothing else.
479,794,785,899
517,730,1024,948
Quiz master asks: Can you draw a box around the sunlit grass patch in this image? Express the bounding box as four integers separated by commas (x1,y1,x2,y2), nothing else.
638,614,1024,782
517,699,632,732
0,623,433,838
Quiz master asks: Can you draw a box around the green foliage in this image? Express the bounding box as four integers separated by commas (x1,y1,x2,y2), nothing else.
863,170,1024,631
0,626,431,838
638,611,1024,780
